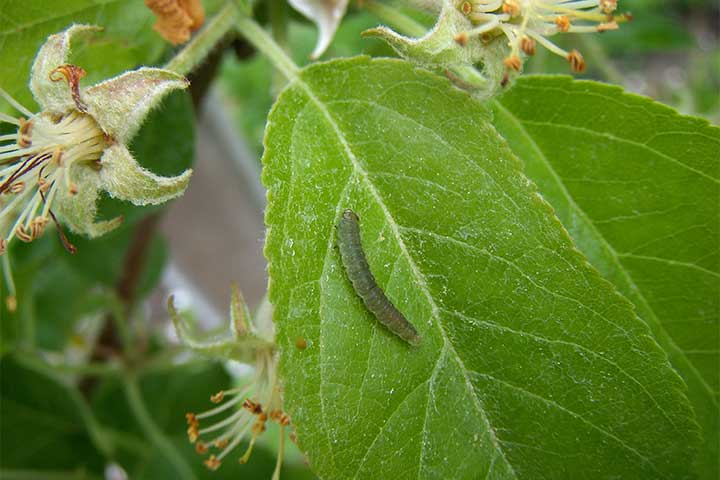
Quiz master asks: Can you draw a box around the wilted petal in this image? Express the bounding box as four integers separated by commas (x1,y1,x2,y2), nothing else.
54,163,123,238
288,0,349,59
84,68,189,143
145,0,206,45
99,144,192,205
30,24,101,113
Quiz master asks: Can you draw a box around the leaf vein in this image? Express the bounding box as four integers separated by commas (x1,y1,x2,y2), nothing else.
519,120,719,184
616,253,719,278
301,85,518,478
470,371,662,477
416,348,447,480
492,100,718,404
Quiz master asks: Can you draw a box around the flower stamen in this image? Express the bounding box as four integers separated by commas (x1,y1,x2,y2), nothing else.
184,348,289,475
458,0,630,75
40,189,78,254
0,87,101,275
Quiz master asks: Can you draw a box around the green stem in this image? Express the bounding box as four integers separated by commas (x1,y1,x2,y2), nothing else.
123,374,195,480
69,386,115,459
101,427,152,456
165,2,240,76
38,359,121,377
98,291,133,358
269,0,290,95
13,355,114,458
269,0,289,50
0,469,101,480
236,14,299,82
364,0,427,37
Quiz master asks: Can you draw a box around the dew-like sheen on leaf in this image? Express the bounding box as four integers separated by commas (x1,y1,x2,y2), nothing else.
262,57,699,479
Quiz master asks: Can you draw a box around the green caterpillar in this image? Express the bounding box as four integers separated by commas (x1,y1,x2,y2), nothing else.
336,209,421,346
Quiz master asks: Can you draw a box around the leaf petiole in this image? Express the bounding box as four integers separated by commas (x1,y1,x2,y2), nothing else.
235,14,299,82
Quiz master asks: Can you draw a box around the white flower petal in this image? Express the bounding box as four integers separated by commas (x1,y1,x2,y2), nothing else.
83,68,189,144
30,24,101,113
288,0,349,59
99,144,192,205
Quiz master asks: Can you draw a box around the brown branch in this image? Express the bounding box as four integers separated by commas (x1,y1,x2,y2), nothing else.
79,213,162,396
187,36,255,110
116,213,162,305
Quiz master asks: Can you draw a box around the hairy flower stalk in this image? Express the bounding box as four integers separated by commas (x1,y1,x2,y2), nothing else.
0,25,193,311
459,0,630,75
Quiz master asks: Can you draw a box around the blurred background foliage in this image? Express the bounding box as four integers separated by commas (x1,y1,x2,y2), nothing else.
0,0,717,478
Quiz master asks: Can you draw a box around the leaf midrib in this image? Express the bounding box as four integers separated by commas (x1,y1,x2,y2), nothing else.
492,99,717,403
294,77,518,478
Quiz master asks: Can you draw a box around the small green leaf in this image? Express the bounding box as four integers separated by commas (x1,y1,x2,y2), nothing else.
493,75,719,479
262,57,699,478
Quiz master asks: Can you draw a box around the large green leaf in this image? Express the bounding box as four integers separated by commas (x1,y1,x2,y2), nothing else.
0,0,167,109
0,355,105,475
493,75,719,479
263,57,699,479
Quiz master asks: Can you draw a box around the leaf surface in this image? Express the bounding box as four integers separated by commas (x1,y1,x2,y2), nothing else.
493,75,719,478
262,57,699,479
